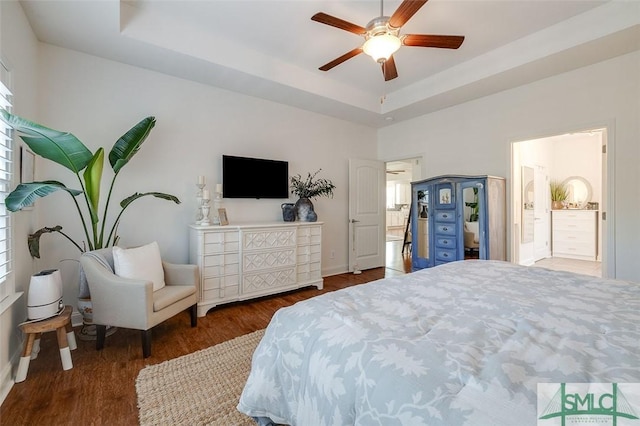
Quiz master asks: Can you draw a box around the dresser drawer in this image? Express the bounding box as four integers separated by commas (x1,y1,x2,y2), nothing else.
297,226,322,245
203,281,239,301
202,274,239,291
203,253,239,267
297,262,321,282
243,248,296,272
243,228,296,250
242,267,297,293
297,247,321,264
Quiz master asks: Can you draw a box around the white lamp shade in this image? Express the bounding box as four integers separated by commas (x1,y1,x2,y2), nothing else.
363,34,401,62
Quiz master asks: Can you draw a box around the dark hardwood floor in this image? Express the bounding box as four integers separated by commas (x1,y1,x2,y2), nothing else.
1,245,411,425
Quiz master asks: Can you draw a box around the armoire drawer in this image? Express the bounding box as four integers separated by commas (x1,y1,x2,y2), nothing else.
435,248,456,262
435,237,456,249
435,211,456,222
434,224,456,236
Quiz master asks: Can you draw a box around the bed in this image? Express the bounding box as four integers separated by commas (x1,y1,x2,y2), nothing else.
237,260,640,425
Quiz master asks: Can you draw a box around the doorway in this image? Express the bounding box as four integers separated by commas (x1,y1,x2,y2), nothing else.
511,128,608,278
385,158,421,273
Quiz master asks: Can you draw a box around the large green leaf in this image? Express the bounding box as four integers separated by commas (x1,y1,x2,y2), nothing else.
1,109,93,173
120,191,180,209
5,181,83,212
83,148,104,224
108,116,156,173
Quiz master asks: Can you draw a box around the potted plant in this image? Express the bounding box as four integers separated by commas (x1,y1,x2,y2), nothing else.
1,110,180,337
550,180,568,209
289,169,335,222
417,190,428,218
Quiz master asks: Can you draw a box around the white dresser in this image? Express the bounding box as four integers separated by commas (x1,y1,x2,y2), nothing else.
189,222,323,317
551,210,598,261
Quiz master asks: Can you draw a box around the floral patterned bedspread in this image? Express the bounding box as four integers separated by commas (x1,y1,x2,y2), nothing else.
237,260,640,425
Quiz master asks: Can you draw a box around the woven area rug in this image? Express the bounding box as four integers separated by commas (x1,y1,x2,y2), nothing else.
136,329,265,426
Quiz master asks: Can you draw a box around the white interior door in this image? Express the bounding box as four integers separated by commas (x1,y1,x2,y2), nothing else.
534,165,550,260
349,159,385,272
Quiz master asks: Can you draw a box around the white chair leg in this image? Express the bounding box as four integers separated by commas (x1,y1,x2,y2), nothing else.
59,347,73,371
30,338,41,360
15,356,30,383
67,331,77,351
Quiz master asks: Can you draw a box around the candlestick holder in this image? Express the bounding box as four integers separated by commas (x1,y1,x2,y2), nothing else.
212,192,222,225
195,183,205,223
200,198,211,225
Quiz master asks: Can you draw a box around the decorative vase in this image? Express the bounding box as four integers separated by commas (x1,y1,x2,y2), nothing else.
77,297,117,341
295,198,317,222
281,203,296,222
552,200,564,210
419,204,428,218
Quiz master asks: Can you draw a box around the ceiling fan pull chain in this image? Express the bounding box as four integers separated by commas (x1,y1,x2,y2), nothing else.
380,0,384,17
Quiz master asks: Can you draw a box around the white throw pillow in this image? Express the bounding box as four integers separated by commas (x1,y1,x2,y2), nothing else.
112,241,166,291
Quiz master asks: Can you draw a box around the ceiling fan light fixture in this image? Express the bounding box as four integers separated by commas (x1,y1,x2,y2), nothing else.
363,33,401,63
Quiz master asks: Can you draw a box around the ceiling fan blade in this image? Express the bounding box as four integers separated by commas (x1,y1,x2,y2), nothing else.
319,47,363,71
402,34,465,49
311,12,366,35
382,55,398,81
389,0,429,28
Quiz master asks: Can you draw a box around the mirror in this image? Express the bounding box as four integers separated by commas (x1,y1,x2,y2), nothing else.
562,176,592,209
521,166,534,243
416,189,429,260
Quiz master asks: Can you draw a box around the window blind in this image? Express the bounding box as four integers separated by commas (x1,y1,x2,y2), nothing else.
0,75,13,303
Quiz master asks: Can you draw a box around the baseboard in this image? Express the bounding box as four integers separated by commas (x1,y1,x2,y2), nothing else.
0,340,21,407
322,265,349,277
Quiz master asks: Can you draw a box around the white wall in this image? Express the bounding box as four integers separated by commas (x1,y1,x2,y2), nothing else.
548,132,602,205
0,8,377,400
0,0,40,405
33,43,377,307
378,50,640,282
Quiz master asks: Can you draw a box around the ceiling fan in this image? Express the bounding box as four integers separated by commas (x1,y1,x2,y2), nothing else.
311,0,465,81
386,169,406,174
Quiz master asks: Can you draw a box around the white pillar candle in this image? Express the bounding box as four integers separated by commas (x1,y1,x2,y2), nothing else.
198,175,205,185
216,183,223,193
202,189,210,200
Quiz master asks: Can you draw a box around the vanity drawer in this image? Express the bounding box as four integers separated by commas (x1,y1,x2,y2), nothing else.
552,229,593,246
553,241,595,257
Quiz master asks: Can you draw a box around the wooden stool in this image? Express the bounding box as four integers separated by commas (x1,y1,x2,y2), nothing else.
15,305,77,383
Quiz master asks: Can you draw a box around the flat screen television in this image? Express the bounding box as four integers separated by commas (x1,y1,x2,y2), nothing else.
222,155,289,199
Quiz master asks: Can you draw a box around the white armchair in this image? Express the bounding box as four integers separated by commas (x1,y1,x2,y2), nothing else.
79,247,198,358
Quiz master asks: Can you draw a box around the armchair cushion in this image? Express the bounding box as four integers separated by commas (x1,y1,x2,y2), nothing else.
154,285,197,311
113,241,166,291
464,221,480,243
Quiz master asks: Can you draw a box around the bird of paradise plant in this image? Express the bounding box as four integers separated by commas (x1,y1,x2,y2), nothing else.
1,110,180,258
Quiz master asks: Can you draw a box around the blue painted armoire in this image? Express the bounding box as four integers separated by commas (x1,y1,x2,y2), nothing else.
411,175,506,270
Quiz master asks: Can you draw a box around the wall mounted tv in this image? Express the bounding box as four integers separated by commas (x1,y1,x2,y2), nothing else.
222,155,289,199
